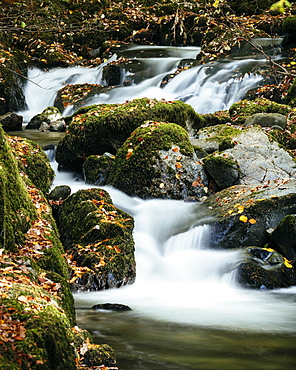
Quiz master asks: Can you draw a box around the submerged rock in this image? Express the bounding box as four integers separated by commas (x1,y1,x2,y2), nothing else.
92,303,132,311
107,121,208,200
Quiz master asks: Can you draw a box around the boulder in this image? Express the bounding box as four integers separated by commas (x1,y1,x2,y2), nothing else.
199,125,296,187
26,106,66,132
55,98,205,170
57,188,136,291
244,112,287,129
0,112,23,131
107,121,209,200
203,178,296,251
49,185,71,202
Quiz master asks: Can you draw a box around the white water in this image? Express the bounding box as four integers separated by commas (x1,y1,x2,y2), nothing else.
49,162,296,333
38,44,295,334
20,45,264,121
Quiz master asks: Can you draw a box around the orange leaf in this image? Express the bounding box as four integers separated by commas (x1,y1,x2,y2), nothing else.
249,219,257,224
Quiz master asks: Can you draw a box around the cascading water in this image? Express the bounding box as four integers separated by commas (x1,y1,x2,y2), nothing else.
34,44,296,368
19,45,264,121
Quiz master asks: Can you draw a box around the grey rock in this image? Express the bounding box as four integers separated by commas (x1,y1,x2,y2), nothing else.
245,113,287,129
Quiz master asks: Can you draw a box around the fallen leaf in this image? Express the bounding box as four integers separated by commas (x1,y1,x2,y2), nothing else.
239,215,248,223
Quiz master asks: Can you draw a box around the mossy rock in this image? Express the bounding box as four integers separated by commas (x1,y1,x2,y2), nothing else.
282,15,296,45
55,98,205,170
201,111,231,127
6,135,55,195
84,344,116,367
108,121,208,200
285,77,296,106
0,128,37,251
204,153,240,189
0,46,28,115
54,84,113,112
57,188,136,291
229,98,292,124
83,153,115,185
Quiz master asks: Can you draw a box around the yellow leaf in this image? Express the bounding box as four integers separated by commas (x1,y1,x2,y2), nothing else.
284,258,293,268
237,205,244,214
159,183,165,188
239,215,248,223
228,210,235,214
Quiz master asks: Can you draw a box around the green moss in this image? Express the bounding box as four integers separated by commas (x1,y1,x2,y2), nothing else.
0,128,37,251
56,98,204,170
7,136,55,194
229,98,292,124
108,121,195,197
57,188,135,291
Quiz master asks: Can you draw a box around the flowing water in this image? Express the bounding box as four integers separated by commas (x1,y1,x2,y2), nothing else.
20,44,296,369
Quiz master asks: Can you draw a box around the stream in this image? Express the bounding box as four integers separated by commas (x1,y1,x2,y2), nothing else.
19,43,296,369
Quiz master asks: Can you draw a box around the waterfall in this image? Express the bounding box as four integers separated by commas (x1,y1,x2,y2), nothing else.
20,45,264,121
48,158,296,333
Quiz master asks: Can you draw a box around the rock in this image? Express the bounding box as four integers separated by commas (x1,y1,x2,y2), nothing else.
107,121,209,200
229,98,291,124
83,153,115,185
200,125,296,187
49,185,71,201
228,126,296,184
103,63,122,85
203,178,296,251
54,83,113,112
236,247,296,289
26,106,66,132
57,188,136,291
244,113,287,129
92,303,132,311
83,344,116,367
6,135,55,194
204,153,240,189
55,98,205,170
0,112,23,131
268,214,296,263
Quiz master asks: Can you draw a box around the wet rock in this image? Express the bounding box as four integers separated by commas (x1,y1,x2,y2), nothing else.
0,112,23,131
236,247,296,289
83,153,115,185
107,121,208,200
26,106,66,132
103,63,122,86
244,113,287,129
268,214,296,264
92,303,132,311
49,185,71,201
203,178,296,251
